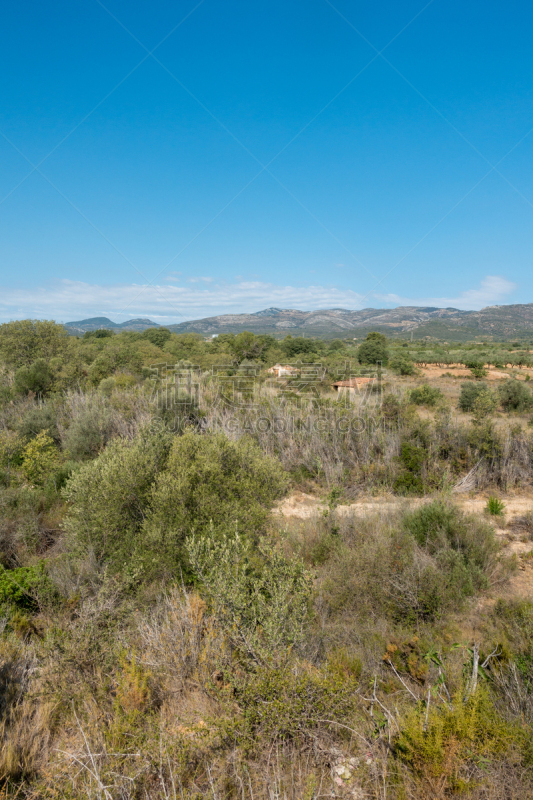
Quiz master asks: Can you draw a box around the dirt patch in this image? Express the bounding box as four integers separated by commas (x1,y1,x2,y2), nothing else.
419,365,533,382
276,491,532,522
420,366,514,381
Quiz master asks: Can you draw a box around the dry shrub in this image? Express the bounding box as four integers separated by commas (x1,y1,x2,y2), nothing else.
138,587,228,692
0,642,55,781
58,389,152,459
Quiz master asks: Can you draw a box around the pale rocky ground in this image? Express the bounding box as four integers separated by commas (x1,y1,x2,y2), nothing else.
276,490,533,600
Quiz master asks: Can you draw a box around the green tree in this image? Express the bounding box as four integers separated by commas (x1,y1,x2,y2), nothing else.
280,336,319,358
0,319,70,367
465,360,487,379
141,327,172,348
83,329,114,340
230,331,274,363
357,332,388,365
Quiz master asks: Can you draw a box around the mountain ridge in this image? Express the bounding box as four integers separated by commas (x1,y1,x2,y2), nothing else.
62,303,533,340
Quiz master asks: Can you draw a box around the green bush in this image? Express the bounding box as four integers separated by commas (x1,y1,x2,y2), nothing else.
389,353,416,375
486,496,505,516
320,501,503,628
465,359,488,379
231,664,358,746
392,441,427,496
145,432,288,548
0,319,69,368
63,427,173,577
17,403,60,444
20,431,59,486
63,429,288,586
458,381,491,412
62,406,116,460
0,562,55,613
409,384,443,407
499,379,533,412
83,329,114,339
98,377,116,397
395,688,518,792
141,327,172,348
187,532,312,666
281,336,319,358
402,500,500,595
14,359,54,397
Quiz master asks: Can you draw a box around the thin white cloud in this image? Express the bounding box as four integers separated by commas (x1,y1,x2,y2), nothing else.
373,275,517,311
0,279,366,323
0,274,518,324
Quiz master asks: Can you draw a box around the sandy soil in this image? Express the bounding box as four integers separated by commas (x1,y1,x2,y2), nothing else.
276,490,533,599
419,365,533,381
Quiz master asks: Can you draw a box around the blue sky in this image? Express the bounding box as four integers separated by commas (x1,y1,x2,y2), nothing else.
1,0,532,323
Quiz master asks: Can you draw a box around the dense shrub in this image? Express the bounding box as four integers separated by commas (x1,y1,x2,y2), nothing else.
145,431,288,545
389,353,416,375
63,429,287,585
280,336,319,357
0,562,54,613
141,327,172,348
232,664,358,746
395,688,520,794
14,359,54,397
187,532,311,665
458,381,491,412
393,441,428,495
499,379,533,411
321,502,503,627
83,329,114,339
62,406,116,460
17,404,60,444
63,427,173,575
409,384,443,407
0,319,69,367
402,500,501,595
20,432,59,486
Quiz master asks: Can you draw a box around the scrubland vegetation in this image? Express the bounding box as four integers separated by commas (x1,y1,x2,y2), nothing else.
1,320,533,797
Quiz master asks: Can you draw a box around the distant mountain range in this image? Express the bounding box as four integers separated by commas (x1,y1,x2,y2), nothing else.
64,303,533,341
64,317,157,335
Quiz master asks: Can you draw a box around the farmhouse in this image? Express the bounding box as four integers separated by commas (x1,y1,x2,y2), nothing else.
268,363,300,377
331,377,373,396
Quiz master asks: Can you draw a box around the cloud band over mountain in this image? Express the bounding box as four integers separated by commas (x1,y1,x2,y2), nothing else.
0,275,517,324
